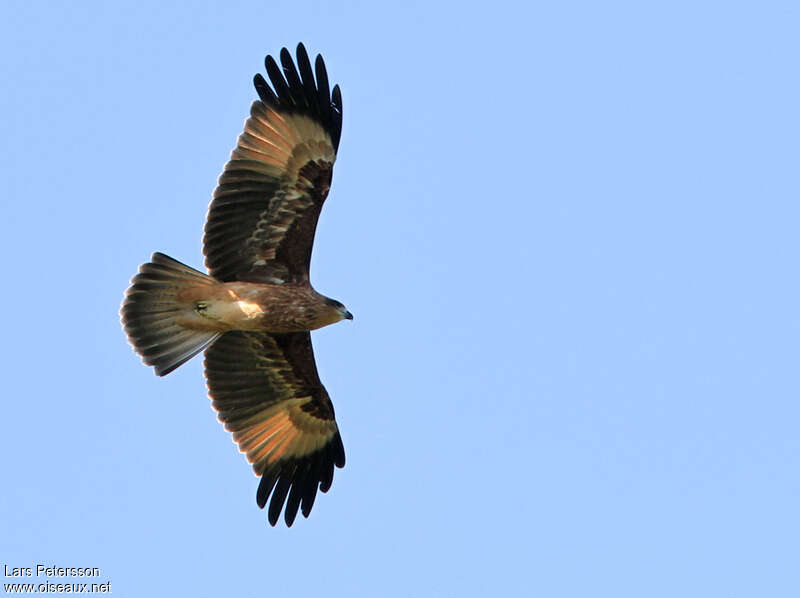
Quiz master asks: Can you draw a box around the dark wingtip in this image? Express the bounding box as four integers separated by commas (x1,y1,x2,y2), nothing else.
256,467,278,509
254,73,277,105
268,476,292,526
334,433,346,468
254,435,345,527
253,44,342,151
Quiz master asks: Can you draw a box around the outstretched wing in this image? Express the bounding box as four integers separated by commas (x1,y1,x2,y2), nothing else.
204,43,343,284
204,331,345,526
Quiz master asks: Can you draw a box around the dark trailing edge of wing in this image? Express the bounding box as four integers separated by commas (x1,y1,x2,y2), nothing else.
253,43,342,152
257,433,345,526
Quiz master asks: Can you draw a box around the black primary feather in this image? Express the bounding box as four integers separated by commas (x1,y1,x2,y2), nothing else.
253,73,278,105
296,44,319,119
253,44,342,152
268,475,294,526
280,47,306,110
265,55,293,106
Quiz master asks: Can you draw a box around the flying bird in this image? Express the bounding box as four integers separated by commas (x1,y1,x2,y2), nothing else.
121,43,350,527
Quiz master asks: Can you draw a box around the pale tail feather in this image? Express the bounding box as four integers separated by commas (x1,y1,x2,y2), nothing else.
121,252,221,376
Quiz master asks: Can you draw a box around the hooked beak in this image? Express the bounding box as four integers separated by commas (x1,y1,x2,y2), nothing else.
342,309,353,321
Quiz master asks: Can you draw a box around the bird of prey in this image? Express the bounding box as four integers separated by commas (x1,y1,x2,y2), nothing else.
121,43,350,527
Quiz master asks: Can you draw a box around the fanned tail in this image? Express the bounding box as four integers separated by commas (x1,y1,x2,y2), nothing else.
121,252,221,376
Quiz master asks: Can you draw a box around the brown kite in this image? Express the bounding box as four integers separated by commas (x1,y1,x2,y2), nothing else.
121,44,351,526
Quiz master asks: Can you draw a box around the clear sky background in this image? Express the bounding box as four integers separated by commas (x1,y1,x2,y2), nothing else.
2,1,798,596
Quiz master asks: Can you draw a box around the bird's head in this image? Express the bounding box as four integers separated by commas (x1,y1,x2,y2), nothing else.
321,297,353,325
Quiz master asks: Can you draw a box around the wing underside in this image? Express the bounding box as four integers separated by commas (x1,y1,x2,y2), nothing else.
203,43,342,285
204,331,345,526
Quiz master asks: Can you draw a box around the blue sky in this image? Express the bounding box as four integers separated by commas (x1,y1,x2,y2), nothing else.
2,1,799,596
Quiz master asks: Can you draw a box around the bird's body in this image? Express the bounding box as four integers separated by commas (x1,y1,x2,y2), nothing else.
121,44,351,526
176,279,349,334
